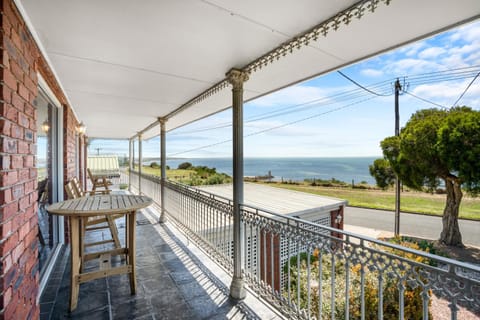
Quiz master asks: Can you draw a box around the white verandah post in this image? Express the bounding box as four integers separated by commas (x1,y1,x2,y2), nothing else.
128,138,133,192
227,68,249,300
159,118,167,223
138,134,142,195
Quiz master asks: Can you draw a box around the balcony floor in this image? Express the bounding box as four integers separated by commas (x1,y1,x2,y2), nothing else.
40,205,282,320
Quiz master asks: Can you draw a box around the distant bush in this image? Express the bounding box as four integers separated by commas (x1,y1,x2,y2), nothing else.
178,162,193,170
205,173,229,185
150,162,160,168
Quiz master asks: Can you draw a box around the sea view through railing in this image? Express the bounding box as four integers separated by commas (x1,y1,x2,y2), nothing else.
139,157,378,185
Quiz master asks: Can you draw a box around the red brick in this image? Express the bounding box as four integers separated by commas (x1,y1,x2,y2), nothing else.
1,137,17,153
28,69,37,84
1,286,13,310
11,92,24,111
29,117,36,131
18,112,29,128
0,171,18,187
18,223,29,241
4,2,20,31
18,195,29,210
23,155,33,168
17,84,29,100
10,124,23,139
28,192,37,205
12,240,24,261
10,60,23,81
18,169,29,181
0,155,11,170
10,155,22,169
4,104,18,122
23,103,33,117
0,219,13,238
23,76,36,95
28,169,36,180
24,129,33,142
1,253,13,275
0,188,13,204
4,294,17,320
17,140,28,154
0,118,12,135
0,86,12,103
12,184,23,200
0,232,19,256
2,69,17,90
10,29,22,53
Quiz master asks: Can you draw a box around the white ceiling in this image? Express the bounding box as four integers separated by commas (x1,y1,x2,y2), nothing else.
18,0,480,139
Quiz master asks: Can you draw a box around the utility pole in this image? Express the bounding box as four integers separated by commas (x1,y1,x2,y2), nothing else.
394,79,401,237
95,148,101,155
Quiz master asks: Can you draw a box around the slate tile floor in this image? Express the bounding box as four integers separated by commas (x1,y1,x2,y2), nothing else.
40,206,281,320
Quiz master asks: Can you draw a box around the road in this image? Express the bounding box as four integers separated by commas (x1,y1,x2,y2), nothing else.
344,206,480,247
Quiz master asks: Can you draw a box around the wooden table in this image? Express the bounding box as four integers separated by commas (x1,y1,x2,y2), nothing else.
47,194,153,311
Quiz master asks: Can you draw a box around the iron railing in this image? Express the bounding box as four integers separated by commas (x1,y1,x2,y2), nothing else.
130,171,480,320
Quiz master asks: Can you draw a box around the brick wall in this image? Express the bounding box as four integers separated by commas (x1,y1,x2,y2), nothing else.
0,0,85,318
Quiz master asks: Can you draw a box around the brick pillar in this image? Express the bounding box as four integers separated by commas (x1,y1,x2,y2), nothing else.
0,1,41,318
330,206,344,240
260,230,281,292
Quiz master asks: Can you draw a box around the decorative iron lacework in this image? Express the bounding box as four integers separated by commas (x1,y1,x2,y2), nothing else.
143,178,480,319
244,0,392,74
165,79,229,120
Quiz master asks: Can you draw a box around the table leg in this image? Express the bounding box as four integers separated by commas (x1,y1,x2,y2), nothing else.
127,211,137,294
79,217,86,272
69,217,81,311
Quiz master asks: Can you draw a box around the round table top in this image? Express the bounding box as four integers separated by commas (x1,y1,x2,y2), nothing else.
46,194,153,217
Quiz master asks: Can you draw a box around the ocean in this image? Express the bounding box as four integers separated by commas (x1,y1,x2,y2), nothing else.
157,157,378,185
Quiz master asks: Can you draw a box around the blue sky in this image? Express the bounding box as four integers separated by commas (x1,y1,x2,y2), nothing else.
90,20,480,159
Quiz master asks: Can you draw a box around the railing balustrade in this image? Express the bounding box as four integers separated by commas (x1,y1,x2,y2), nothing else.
130,170,480,319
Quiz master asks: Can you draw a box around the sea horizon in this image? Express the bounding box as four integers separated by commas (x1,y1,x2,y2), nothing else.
139,156,379,185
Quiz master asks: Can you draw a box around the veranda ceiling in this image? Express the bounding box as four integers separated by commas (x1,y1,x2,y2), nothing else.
18,0,480,139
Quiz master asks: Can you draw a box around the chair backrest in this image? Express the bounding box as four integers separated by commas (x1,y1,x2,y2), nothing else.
87,168,96,182
71,176,86,197
65,180,79,200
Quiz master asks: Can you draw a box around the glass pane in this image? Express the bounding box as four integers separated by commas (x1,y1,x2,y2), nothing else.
36,92,57,274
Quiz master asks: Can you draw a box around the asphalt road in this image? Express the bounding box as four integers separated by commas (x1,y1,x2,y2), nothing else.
344,206,480,247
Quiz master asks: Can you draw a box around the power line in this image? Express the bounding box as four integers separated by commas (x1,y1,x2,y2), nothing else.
168,96,376,157
404,91,447,109
168,65,480,137
451,71,480,107
337,70,391,96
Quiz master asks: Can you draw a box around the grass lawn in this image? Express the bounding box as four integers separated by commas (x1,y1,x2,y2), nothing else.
261,182,480,220
134,166,194,179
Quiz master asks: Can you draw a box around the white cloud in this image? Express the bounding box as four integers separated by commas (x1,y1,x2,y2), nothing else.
251,85,329,108
411,80,480,107
418,47,446,59
397,41,427,57
361,68,383,77
386,58,441,75
449,21,480,43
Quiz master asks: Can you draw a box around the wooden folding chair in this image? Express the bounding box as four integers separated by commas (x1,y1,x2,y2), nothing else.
87,168,112,195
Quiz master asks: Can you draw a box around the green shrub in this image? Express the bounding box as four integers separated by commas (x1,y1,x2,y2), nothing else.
178,162,193,170
284,245,432,319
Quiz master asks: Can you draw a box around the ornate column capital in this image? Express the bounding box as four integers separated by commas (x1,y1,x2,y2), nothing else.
226,69,249,89
157,117,167,125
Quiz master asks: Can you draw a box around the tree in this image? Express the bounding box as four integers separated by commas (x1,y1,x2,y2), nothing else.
369,158,395,190
380,107,480,246
177,162,192,170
